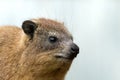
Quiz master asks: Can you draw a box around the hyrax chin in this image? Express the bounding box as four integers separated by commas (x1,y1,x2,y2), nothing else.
0,18,79,80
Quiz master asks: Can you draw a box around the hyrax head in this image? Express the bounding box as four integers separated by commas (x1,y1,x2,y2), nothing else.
21,18,79,74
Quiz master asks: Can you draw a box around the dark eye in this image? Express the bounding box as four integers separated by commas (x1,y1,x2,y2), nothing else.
49,36,58,43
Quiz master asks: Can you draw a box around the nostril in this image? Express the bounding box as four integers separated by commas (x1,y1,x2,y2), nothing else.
71,47,75,52
71,43,79,54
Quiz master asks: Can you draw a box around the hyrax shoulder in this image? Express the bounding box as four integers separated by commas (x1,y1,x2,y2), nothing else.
0,18,79,80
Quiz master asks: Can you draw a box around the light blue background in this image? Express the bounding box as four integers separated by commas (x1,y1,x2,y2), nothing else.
0,0,120,80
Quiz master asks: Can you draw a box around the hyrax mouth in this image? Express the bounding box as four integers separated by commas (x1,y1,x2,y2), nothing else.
55,52,78,60
55,54,75,60
55,43,79,60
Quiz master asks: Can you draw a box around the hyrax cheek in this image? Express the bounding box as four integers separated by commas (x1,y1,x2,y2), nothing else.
54,47,70,59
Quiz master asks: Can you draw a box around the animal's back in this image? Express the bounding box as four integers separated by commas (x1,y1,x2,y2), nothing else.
0,26,22,80
0,26,22,55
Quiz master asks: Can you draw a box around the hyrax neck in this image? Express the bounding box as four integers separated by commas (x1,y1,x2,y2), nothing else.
16,56,69,80
16,67,67,80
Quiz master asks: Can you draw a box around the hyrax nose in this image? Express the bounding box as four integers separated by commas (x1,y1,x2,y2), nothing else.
70,43,79,56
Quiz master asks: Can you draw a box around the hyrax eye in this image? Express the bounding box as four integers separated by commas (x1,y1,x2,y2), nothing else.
49,36,58,43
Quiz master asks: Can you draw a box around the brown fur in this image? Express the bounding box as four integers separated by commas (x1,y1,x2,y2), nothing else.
0,18,76,80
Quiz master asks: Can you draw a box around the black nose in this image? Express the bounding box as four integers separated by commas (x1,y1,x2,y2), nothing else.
71,43,79,54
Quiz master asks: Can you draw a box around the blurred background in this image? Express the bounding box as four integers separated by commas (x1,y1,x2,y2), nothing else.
0,0,120,80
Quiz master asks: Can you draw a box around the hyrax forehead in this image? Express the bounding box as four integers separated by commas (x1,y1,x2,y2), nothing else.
32,18,72,39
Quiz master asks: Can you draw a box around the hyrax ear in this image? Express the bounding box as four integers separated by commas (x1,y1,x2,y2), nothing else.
22,20,37,38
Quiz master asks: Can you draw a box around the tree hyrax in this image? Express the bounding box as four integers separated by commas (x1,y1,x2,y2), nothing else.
0,18,79,80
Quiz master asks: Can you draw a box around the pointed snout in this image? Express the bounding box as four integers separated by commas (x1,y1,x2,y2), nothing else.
68,43,79,59
71,43,79,54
